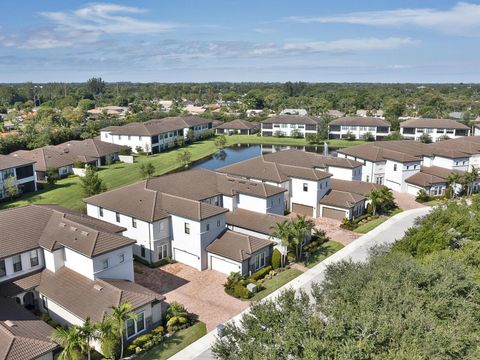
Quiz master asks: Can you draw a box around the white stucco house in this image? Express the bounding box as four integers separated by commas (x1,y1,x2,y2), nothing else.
400,118,470,142
0,154,37,200
328,116,391,140
261,115,321,138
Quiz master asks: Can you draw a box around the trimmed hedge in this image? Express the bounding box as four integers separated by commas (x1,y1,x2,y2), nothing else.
251,266,273,281
233,283,251,299
134,255,176,268
271,249,281,270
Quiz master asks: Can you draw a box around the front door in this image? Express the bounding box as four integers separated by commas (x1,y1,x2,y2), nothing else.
157,243,169,260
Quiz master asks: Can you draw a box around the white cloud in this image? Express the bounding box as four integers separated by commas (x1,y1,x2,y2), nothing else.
283,37,417,53
287,2,480,36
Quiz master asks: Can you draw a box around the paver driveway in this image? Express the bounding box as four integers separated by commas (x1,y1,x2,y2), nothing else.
134,262,249,331
314,217,360,246
393,191,426,210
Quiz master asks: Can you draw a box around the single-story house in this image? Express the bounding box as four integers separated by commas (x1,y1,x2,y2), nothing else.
215,119,259,135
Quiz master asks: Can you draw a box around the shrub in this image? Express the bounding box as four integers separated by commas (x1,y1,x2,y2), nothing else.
416,188,431,203
126,344,137,356
250,266,272,281
152,325,165,336
271,249,282,269
132,333,153,348
135,145,143,153
233,283,251,299
73,159,84,168
118,147,132,156
45,167,59,185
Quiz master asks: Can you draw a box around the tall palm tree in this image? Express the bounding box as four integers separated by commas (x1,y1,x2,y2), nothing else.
51,325,85,360
110,303,137,360
270,220,294,266
291,215,315,260
79,317,99,360
98,317,119,360
447,172,461,198
367,188,383,216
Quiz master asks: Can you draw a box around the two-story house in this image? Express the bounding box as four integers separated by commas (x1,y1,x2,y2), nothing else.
328,117,391,140
400,118,470,142
84,169,286,272
100,116,213,154
260,115,320,137
0,204,165,356
0,154,37,200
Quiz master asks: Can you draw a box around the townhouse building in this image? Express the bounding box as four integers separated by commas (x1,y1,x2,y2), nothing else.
337,137,480,196
0,154,37,200
328,116,391,140
0,205,165,357
85,169,285,274
100,116,213,154
215,119,259,135
400,118,470,142
260,115,320,137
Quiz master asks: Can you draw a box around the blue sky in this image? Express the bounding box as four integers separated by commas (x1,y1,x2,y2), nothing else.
0,1,479,83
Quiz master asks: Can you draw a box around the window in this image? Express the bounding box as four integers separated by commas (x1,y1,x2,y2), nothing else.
184,222,190,234
99,207,104,217
140,245,146,257
119,253,125,263
116,212,120,223
136,312,145,333
217,220,221,227
254,253,266,270
0,260,5,277
303,183,308,192
393,164,397,171
206,223,210,231
126,318,136,338
132,218,137,228
29,249,39,267
13,254,22,272
102,259,109,270
158,244,168,260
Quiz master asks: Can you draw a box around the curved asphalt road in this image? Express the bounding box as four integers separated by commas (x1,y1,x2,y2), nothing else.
170,207,431,360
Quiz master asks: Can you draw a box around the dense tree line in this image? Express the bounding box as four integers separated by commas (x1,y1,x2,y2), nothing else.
213,196,480,359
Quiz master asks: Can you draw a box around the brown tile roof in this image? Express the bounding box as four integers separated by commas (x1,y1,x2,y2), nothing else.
12,146,75,172
55,138,128,159
263,149,362,169
261,115,320,125
36,268,164,323
206,230,274,262
0,270,42,298
405,166,465,187
320,190,365,209
219,153,333,182
420,166,464,178
215,119,259,130
226,209,289,236
337,141,427,163
400,118,470,129
0,155,35,171
85,169,284,222
330,179,383,196
0,298,58,360
0,205,133,259
329,116,390,127
105,116,211,136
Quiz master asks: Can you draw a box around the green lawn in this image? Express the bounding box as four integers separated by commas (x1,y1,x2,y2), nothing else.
421,199,445,207
249,268,303,302
305,241,344,269
0,135,364,212
354,208,403,234
225,134,365,148
136,322,207,360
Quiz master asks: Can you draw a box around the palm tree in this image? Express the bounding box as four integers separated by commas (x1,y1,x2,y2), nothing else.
165,302,189,332
79,317,98,360
463,167,479,197
270,220,294,266
447,172,461,198
367,188,383,216
51,325,85,360
98,317,119,360
110,302,137,360
291,215,315,260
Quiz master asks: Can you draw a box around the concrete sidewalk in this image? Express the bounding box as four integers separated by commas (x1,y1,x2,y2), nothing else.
170,207,431,360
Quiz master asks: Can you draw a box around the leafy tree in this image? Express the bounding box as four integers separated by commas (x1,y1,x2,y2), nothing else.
416,188,431,202
139,162,155,179
78,99,96,111
80,167,107,196
51,325,85,360
419,133,433,143
3,176,19,199
86,77,106,95
186,129,195,143
344,131,356,141
176,149,192,167
214,135,227,148
62,106,86,125
110,303,137,360
384,131,404,140
46,167,59,185
361,131,375,141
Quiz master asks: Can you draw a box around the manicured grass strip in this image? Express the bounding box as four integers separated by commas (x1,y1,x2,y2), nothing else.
305,241,344,269
354,208,403,234
225,134,365,148
136,322,207,360
250,268,303,302
421,199,445,207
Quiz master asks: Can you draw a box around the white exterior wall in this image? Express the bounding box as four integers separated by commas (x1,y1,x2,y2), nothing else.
39,295,84,327
0,248,44,283
199,214,227,270
400,127,470,142
329,125,390,140
235,192,284,215
222,195,234,211
263,123,317,137
327,166,362,181
431,156,469,171
384,160,420,192
101,131,153,153
290,177,329,217
92,246,134,282
469,154,480,171
170,215,206,270
43,249,65,272
64,248,95,280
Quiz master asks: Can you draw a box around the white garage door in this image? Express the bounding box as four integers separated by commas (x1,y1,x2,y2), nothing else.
173,248,200,269
210,255,241,275
407,185,420,196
